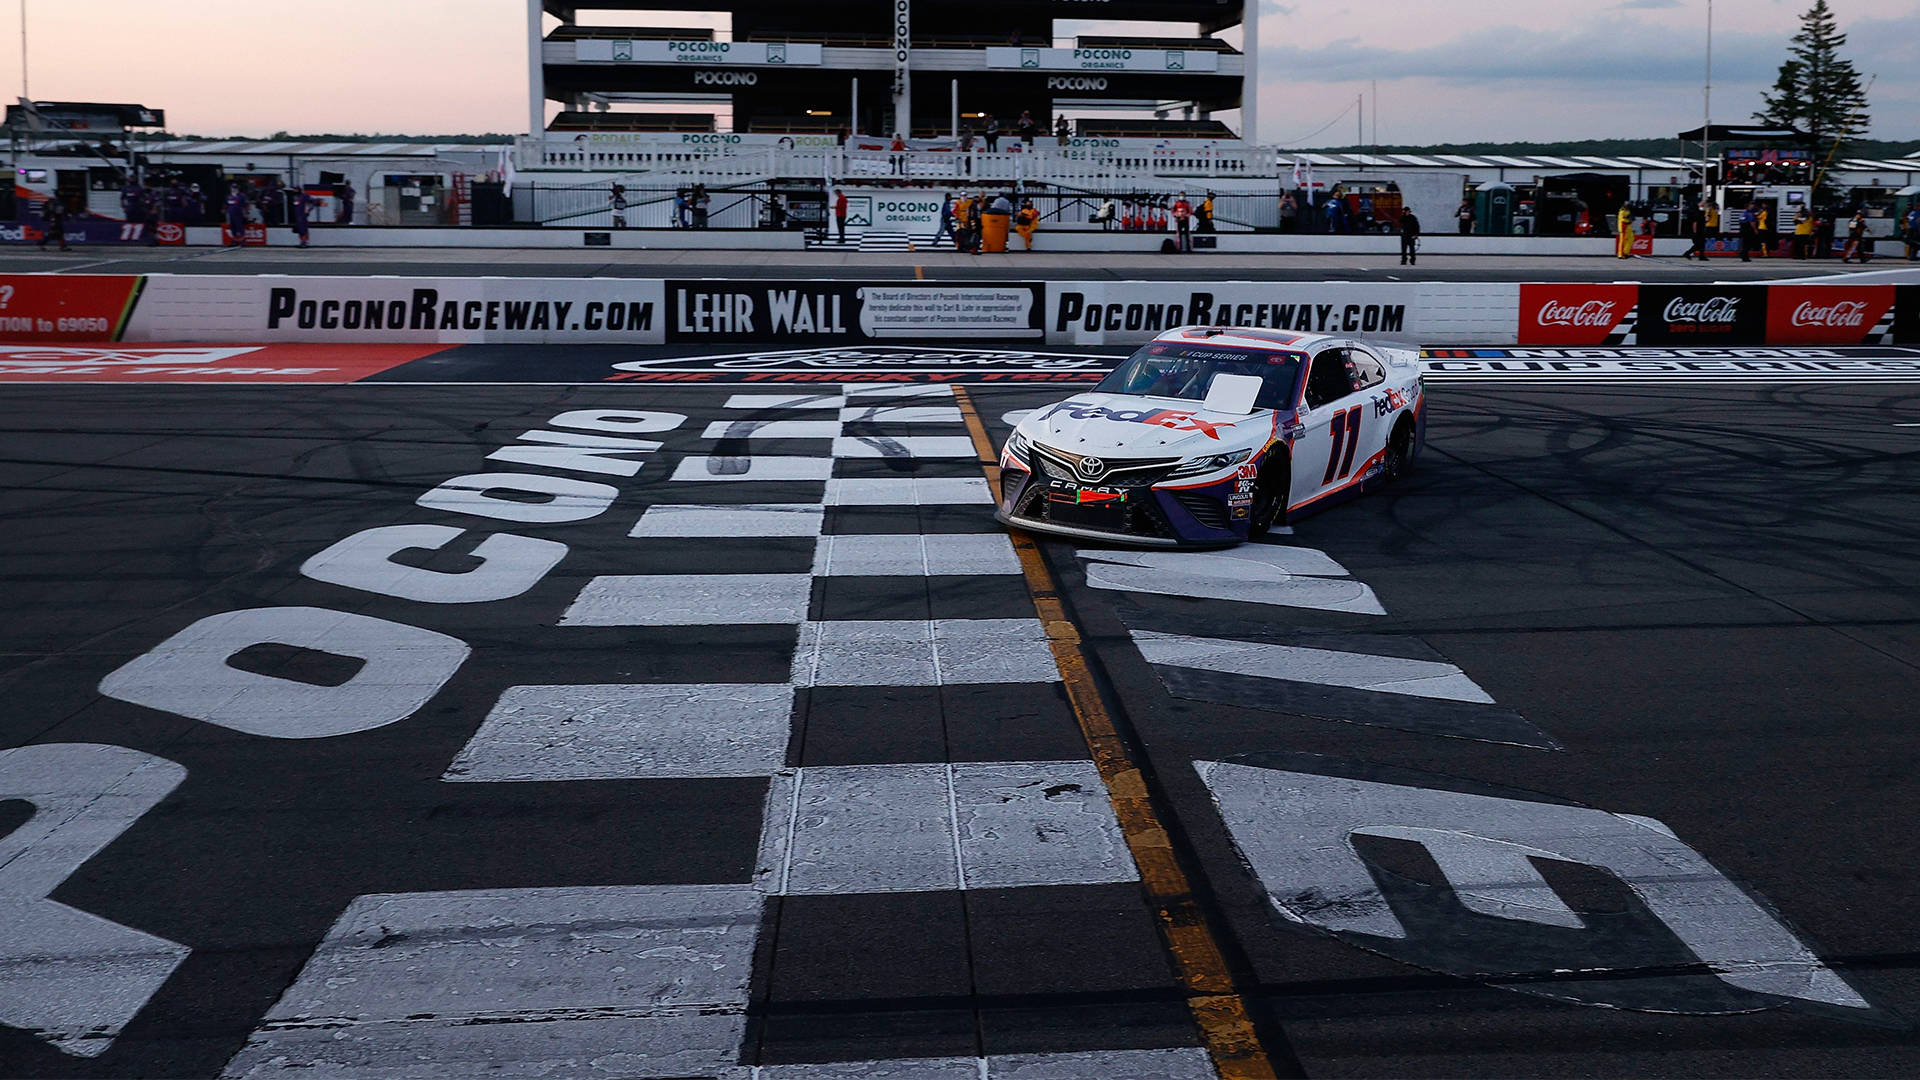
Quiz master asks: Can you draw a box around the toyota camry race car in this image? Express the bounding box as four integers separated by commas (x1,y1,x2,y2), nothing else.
996,328,1424,546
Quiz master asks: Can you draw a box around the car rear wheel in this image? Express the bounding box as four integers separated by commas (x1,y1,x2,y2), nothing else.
1382,418,1417,481
1249,453,1289,540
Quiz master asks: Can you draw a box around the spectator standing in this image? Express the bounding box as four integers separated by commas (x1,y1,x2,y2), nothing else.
834,188,849,243
1737,204,1757,263
953,192,975,252
610,183,629,229
935,192,955,245
983,115,999,152
693,186,711,228
1399,206,1421,265
1014,199,1038,251
1842,210,1868,263
674,189,691,228
37,196,70,251
1905,206,1920,261
1793,207,1812,259
1278,191,1298,234
1171,191,1193,253
1096,196,1116,231
1055,116,1070,146
1198,191,1215,234
890,133,907,176
225,184,250,245
1456,199,1474,236
1684,203,1707,260
1017,110,1036,148
292,188,314,247
338,181,355,225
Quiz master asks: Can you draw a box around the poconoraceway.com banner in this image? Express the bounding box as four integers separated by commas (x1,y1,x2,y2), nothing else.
1047,282,1520,347
126,276,667,344
665,280,1045,343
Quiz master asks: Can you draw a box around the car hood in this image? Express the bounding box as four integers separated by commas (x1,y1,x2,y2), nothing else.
1019,392,1270,457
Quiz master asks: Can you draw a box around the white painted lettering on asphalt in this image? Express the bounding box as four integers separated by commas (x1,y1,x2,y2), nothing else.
444,683,794,782
790,619,1058,687
832,435,978,459
813,534,1021,577
671,455,835,482
1079,547,1386,615
723,393,843,410
1132,630,1495,703
99,607,471,738
701,419,844,440
825,476,993,506
416,472,620,524
1197,761,1870,1011
301,525,568,604
839,404,965,424
561,574,813,626
757,762,1135,895
221,885,762,1080
487,429,666,478
630,503,825,538
0,744,192,1058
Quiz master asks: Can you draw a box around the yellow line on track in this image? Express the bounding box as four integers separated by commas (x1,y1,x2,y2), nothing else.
952,386,1280,1080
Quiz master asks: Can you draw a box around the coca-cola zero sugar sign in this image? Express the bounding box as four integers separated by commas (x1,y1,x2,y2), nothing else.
1519,285,1638,346
1765,286,1894,346
1638,285,1767,346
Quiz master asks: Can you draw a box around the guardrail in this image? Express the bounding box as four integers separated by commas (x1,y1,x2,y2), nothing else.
4,274,1913,350
513,138,1282,183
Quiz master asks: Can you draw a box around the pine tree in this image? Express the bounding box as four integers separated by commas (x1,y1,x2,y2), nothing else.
1756,1,1871,155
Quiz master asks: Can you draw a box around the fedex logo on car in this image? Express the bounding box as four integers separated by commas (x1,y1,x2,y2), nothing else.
1039,400,1229,439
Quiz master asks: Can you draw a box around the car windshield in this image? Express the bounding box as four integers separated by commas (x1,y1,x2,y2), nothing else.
1093,342,1304,411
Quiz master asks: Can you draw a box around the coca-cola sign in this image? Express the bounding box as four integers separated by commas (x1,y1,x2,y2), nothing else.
1765,286,1894,346
1519,285,1637,346
1662,296,1741,324
1639,286,1767,345
1790,300,1867,328
1537,299,1617,327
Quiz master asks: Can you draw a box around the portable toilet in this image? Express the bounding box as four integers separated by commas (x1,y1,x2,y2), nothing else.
1474,183,1515,236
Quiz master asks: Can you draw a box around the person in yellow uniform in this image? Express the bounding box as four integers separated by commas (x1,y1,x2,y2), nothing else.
1793,206,1813,259
1013,199,1039,251
1756,206,1771,257
1615,205,1634,258
952,193,974,252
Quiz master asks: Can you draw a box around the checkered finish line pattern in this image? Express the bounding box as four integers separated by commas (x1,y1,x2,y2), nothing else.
222,385,1211,1080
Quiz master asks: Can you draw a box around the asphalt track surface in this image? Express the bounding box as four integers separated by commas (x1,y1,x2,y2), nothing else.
2,356,1919,1078
5,245,1920,284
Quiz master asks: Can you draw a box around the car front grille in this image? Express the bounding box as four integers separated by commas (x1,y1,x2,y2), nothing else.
1028,443,1180,488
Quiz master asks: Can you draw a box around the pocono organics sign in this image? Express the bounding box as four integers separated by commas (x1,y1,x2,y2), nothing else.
574,40,823,66
984,46,1219,72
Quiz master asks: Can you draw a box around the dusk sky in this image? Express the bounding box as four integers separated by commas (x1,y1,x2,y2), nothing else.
4,1,1915,143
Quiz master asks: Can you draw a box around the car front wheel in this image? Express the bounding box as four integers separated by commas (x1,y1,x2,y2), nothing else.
1249,453,1289,540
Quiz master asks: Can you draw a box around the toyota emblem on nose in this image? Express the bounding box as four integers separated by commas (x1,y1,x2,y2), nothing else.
1077,456,1106,481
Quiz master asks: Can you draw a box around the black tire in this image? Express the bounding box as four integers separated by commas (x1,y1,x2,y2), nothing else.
1248,453,1289,540
1383,418,1417,481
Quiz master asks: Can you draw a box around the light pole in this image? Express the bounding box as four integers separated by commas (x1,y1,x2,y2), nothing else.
1702,0,1713,206
20,0,28,98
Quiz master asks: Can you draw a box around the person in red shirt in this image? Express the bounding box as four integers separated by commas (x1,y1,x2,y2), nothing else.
889,134,907,177
1171,192,1193,253
834,189,849,243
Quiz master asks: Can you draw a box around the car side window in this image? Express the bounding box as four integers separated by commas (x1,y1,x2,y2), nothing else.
1305,349,1352,408
1348,347,1386,390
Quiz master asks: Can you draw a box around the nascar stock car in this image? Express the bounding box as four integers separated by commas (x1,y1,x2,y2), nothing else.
996,328,1425,547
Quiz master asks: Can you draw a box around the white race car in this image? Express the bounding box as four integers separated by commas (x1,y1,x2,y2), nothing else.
996,327,1425,546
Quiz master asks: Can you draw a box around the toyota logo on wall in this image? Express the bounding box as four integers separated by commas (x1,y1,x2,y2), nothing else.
1077,456,1107,481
